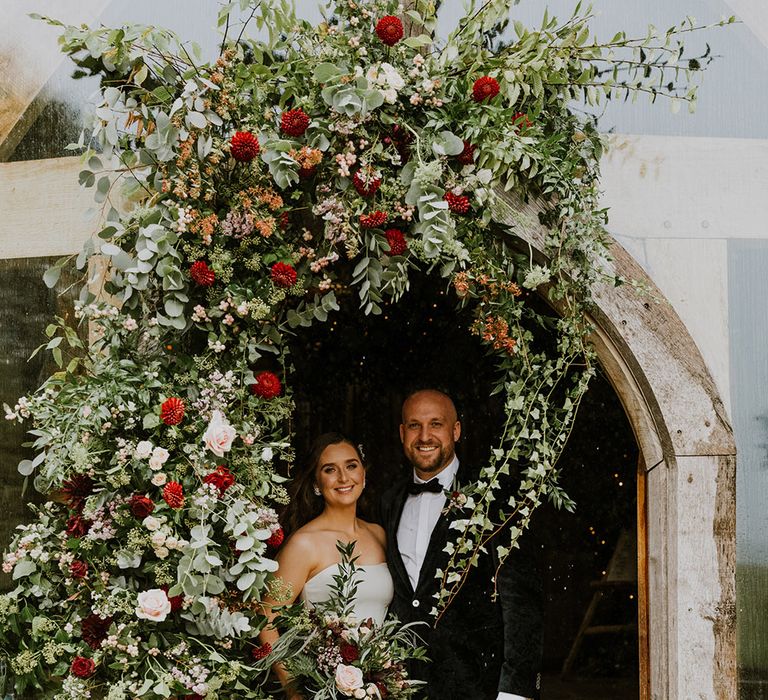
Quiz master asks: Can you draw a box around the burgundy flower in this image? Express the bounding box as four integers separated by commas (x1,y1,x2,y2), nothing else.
70,656,96,678
160,397,185,426
162,481,185,509
65,514,92,538
339,641,360,663
129,494,155,519
252,642,272,661
266,527,284,548
250,371,282,399
61,473,94,512
70,560,89,579
161,585,184,612
472,76,500,102
375,16,404,46
384,229,407,256
280,109,310,137
270,262,298,288
190,260,215,287
230,131,260,162
81,614,112,649
458,140,475,165
203,465,236,495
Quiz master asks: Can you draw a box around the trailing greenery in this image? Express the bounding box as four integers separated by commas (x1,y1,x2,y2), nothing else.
0,0,731,696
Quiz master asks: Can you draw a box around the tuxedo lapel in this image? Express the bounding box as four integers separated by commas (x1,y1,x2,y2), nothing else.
414,503,451,595
384,480,413,595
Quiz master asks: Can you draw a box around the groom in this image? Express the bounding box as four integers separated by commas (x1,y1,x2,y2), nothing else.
380,389,542,700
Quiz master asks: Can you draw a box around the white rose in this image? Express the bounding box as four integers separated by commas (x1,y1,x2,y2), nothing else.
165,536,179,550
354,689,366,699
151,473,167,487
381,88,398,104
380,62,404,90
135,589,171,622
335,664,364,696
203,410,237,457
134,440,153,459
150,531,167,547
155,546,169,559
149,447,169,470
143,516,162,531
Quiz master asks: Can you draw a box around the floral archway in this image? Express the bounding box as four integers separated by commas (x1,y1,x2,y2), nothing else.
0,0,734,697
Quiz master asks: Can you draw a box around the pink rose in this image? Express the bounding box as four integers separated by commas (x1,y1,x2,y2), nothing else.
135,589,172,622
335,664,364,696
203,410,237,457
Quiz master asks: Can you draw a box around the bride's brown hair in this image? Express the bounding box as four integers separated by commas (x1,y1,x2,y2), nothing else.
282,432,367,535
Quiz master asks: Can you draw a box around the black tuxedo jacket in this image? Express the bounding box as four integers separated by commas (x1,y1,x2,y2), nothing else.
380,473,542,700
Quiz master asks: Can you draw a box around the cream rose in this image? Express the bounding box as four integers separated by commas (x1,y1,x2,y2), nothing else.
135,589,171,622
149,446,169,470
203,410,237,457
335,664,364,696
142,515,162,531
134,440,153,459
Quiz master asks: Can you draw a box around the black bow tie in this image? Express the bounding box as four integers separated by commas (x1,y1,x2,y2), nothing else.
407,479,444,496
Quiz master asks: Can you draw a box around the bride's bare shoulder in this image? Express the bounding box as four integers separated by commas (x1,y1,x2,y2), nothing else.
360,519,386,548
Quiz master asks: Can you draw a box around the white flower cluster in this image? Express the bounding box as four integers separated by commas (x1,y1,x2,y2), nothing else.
365,62,405,104
143,514,187,559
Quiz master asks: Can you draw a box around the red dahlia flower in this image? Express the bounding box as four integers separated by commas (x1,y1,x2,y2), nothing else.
266,527,284,548
160,397,185,426
163,481,185,509
513,112,533,130
280,109,310,137
385,228,407,256
375,16,404,46
352,169,382,197
190,260,215,287
270,261,298,288
444,192,471,214
81,614,112,649
360,211,388,229
250,371,282,399
458,140,476,165
472,76,500,102
61,473,95,512
70,560,89,579
230,131,260,162
252,642,272,660
71,656,96,678
129,494,155,518
203,465,236,495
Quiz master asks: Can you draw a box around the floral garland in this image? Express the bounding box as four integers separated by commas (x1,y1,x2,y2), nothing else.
0,0,731,697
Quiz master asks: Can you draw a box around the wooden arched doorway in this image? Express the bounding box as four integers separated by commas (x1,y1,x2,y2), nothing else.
495,192,737,699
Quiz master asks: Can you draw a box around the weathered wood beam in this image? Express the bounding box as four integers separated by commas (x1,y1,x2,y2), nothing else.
0,156,103,258
0,1,110,162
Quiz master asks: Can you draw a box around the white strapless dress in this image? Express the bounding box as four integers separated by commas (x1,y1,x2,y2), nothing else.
300,562,394,625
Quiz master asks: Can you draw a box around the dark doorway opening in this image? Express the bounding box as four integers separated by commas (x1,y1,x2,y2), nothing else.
289,272,640,699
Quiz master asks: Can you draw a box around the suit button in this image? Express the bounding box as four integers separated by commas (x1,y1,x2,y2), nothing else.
412,599,420,608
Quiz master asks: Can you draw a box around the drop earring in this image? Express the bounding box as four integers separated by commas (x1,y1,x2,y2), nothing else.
313,485,321,496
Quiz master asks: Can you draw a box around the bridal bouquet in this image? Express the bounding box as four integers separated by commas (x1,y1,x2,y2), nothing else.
256,544,426,699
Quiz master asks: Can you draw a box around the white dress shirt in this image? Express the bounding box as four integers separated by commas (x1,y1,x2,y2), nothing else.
396,457,529,700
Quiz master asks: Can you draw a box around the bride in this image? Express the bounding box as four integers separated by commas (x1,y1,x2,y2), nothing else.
259,432,394,699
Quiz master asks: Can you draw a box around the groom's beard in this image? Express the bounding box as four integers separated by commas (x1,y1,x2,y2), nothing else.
407,442,450,475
